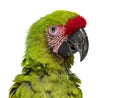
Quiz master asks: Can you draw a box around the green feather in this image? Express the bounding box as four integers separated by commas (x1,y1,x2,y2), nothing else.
9,10,82,98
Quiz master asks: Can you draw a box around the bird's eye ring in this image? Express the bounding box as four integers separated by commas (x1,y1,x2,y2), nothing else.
48,26,58,36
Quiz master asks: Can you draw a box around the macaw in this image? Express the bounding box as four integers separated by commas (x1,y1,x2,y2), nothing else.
9,10,89,98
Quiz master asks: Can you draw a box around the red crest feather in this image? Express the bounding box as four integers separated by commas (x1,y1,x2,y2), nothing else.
64,15,86,36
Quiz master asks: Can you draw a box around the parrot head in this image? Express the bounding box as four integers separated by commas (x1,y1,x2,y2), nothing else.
24,10,89,67
46,15,88,61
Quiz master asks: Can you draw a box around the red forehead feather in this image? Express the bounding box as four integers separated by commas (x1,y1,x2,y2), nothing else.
64,15,86,36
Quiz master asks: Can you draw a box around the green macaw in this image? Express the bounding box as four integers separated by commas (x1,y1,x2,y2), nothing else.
9,10,89,98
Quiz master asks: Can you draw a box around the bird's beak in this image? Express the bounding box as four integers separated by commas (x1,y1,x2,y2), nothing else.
58,28,89,61
68,28,89,61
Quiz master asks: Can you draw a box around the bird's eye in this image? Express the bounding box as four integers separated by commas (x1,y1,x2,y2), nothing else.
51,26,56,32
48,26,58,36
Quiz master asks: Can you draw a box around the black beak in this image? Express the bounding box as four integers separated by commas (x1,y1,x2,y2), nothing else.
58,28,89,61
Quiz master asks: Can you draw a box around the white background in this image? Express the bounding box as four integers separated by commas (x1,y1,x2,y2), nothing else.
0,0,120,98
